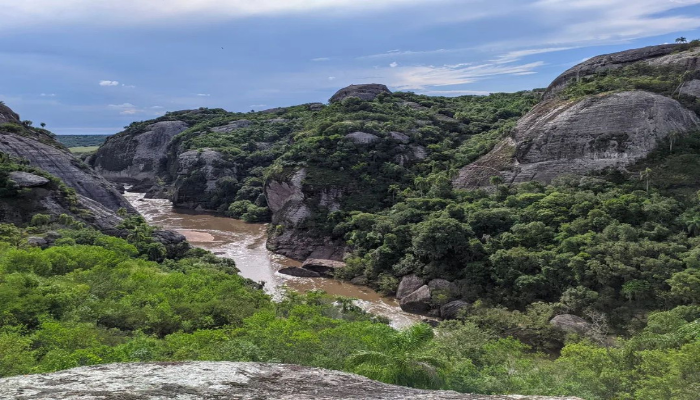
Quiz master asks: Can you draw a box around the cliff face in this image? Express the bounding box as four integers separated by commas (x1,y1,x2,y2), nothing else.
0,105,134,213
455,44,700,189
0,362,582,400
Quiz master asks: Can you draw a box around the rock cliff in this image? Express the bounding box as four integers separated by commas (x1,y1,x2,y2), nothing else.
0,362,581,400
329,83,392,103
0,105,134,213
455,43,700,189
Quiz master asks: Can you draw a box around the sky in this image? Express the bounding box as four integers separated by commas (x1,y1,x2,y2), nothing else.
1,0,700,135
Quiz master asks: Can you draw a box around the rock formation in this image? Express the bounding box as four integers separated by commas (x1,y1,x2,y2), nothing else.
0,362,581,400
454,44,700,189
329,84,392,103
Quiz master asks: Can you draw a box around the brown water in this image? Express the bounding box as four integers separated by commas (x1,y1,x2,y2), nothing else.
124,192,423,328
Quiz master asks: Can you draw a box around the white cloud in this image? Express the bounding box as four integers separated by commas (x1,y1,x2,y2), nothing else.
40,93,56,97
389,62,398,68
328,76,336,81
250,104,268,108
386,61,545,90
120,109,140,115
1,0,435,30
419,89,492,96
121,84,136,88
493,47,575,64
196,93,211,97
108,103,136,108
99,80,119,86
312,57,330,62
151,105,164,109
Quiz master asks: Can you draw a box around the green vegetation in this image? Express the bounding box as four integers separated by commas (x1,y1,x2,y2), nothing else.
0,221,697,399
55,135,111,148
68,146,100,156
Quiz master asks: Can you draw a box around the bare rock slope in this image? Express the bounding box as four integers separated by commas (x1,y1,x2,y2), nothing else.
0,362,581,400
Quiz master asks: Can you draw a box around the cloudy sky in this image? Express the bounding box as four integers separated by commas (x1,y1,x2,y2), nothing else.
1,0,700,135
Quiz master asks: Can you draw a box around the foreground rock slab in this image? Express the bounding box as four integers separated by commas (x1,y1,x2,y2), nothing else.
0,362,582,400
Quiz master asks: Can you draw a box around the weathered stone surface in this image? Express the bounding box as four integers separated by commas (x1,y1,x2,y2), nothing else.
8,171,49,187
171,149,236,209
428,279,459,300
329,84,392,103
397,275,425,300
346,131,380,144
0,102,20,124
550,314,593,336
389,131,410,143
211,119,253,133
27,236,49,248
0,362,581,399
307,102,325,111
92,120,188,184
302,258,346,276
680,79,700,98
454,91,700,188
440,300,470,320
400,285,432,314
0,127,134,213
544,44,699,99
279,267,322,278
350,276,369,285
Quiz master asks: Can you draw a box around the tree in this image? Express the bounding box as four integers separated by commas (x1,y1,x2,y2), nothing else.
347,324,445,389
40,122,46,128
676,37,688,44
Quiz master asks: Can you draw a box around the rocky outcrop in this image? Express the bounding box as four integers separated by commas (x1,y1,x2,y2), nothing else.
0,362,581,400
0,102,20,124
428,279,459,300
544,44,699,99
279,267,322,278
440,300,470,320
550,314,593,336
399,285,432,314
346,131,380,144
211,119,252,133
454,91,700,188
330,84,392,103
171,149,236,209
92,120,188,184
397,275,425,299
301,258,346,276
8,171,49,187
0,119,134,213
680,79,700,98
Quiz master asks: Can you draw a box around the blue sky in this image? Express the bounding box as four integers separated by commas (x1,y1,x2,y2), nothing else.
1,0,700,135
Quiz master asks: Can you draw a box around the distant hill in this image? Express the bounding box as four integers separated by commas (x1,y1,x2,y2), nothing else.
55,134,111,148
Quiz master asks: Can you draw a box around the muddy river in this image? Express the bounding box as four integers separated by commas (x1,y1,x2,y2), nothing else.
124,192,423,328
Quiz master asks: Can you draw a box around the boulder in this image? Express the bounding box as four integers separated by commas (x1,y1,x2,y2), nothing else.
389,131,410,143
0,362,582,399
279,267,321,278
350,276,369,286
211,120,253,133
27,236,49,248
680,79,700,99
550,314,594,336
454,91,700,188
440,300,470,320
8,171,50,188
399,285,432,314
396,275,425,300
346,131,380,144
301,258,346,276
329,84,392,103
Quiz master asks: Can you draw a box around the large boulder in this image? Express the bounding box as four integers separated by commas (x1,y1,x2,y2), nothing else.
329,84,392,103
8,171,49,188
301,258,346,276
279,267,322,278
346,131,380,144
544,43,699,99
92,120,188,184
550,314,593,336
171,149,236,209
428,279,459,301
396,275,425,300
454,91,700,188
0,362,581,399
399,285,432,314
440,300,470,320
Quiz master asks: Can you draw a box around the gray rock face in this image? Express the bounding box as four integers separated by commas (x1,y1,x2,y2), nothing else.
397,275,425,300
211,119,253,133
302,258,346,276
0,132,134,213
346,131,380,144
0,102,20,124
389,131,410,143
680,79,700,98
440,300,470,320
92,121,188,184
172,149,236,209
454,91,700,188
0,362,580,400
399,285,432,314
550,314,593,336
8,171,49,187
329,84,392,103
544,44,698,99
279,267,322,278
